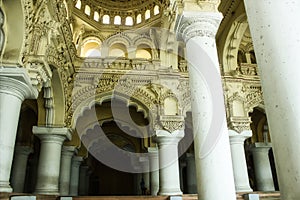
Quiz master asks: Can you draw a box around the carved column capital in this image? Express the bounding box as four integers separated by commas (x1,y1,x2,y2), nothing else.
228,117,252,134
175,11,223,43
154,115,185,133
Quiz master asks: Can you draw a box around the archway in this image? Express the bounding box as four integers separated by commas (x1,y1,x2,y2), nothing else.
75,97,150,195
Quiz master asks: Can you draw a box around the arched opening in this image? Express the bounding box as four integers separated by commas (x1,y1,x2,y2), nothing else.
80,38,102,57
114,15,122,25
136,44,152,59
74,98,150,195
125,16,133,26
94,11,100,21
75,0,81,9
145,10,151,20
84,5,91,16
136,14,142,24
109,43,127,57
154,5,160,15
102,14,110,24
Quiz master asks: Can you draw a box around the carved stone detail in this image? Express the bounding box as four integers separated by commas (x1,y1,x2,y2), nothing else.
155,115,185,132
228,117,252,133
176,12,223,42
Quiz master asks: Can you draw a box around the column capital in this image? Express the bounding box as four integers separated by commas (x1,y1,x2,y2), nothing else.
148,147,159,158
229,130,252,144
228,117,252,134
72,156,83,166
14,145,33,156
62,145,76,157
33,126,72,143
251,142,272,153
0,67,38,99
154,115,185,133
155,129,184,145
175,11,223,43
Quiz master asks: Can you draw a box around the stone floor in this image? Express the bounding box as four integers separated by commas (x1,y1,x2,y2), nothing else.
0,192,281,200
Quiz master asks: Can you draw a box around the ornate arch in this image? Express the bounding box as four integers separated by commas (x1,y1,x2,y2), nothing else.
222,14,248,73
104,32,132,48
70,87,158,129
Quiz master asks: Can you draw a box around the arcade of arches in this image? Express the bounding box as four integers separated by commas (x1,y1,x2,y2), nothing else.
0,0,299,200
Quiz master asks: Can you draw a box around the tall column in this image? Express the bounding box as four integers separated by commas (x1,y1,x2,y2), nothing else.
59,146,76,195
229,130,253,192
10,146,33,193
69,156,83,196
244,1,300,199
156,129,183,196
33,126,71,195
251,143,275,191
140,157,150,195
79,165,90,195
186,153,197,194
148,147,159,196
0,68,38,192
175,12,236,200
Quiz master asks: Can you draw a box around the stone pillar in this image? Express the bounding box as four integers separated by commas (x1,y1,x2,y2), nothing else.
244,1,300,199
10,146,33,193
0,68,38,192
140,157,150,195
175,12,236,200
148,147,159,196
59,146,76,195
186,153,197,194
251,143,275,191
156,129,183,195
69,156,83,196
33,126,71,195
229,130,253,192
79,165,90,196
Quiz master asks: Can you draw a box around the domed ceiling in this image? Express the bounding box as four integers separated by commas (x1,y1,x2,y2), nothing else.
91,0,168,11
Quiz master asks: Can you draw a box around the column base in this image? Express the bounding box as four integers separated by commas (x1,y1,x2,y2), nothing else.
159,188,183,196
34,188,59,196
0,181,12,193
236,186,253,193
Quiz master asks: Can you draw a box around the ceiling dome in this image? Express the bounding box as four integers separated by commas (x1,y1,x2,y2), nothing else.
91,0,168,11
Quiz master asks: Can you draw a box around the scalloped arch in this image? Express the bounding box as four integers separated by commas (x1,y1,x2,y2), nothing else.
71,91,154,129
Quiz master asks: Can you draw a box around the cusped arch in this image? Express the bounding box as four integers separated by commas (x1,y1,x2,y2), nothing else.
71,91,156,130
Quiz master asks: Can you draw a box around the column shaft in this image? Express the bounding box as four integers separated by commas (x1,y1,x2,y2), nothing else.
69,156,83,196
229,130,252,192
186,153,197,194
148,147,159,196
244,1,300,199
251,143,275,191
10,146,33,193
0,68,37,192
156,130,183,196
59,146,76,195
176,12,236,200
33,126,71,195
